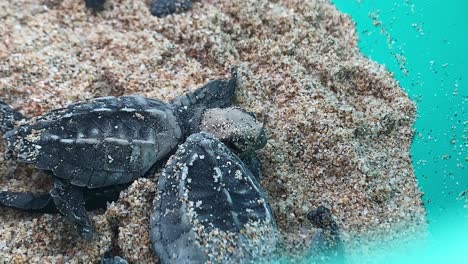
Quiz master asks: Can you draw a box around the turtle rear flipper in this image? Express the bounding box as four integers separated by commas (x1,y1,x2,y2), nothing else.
0,101,24,133
50,180,93,241
0,191,57,213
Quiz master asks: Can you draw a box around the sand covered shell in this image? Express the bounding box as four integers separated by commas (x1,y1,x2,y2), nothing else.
150,132,277,263
4,95,181,188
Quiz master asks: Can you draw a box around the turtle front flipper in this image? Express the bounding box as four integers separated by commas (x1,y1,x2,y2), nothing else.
170,70,238,137
0,191,57,213
100,251,129,264
307,206,345,263
84,0,105,10
0,101,24,134
101,256,128,264
0,186,124,214
50,179,93,241
237,152,263,180
150,0,192,17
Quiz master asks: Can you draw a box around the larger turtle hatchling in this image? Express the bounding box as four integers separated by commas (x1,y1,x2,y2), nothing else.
0,71,238,240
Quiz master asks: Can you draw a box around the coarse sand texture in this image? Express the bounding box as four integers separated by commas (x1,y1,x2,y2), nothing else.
0,0,426,263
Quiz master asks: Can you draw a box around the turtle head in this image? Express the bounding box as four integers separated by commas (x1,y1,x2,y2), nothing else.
200,107,267,154
170,69,237,138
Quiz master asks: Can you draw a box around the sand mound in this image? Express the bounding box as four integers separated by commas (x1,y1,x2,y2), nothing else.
0,0,426,263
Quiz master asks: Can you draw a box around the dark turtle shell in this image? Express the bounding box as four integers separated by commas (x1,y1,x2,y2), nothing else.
5,95,182,188
150,132,277,264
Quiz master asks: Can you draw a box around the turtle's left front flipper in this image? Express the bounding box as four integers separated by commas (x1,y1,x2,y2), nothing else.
0,191,57,213
50,179,93,241
0,101,24,133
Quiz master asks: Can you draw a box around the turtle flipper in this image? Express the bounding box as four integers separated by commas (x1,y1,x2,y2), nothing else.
150,0,192,17
179,68,237,110
0,191,57,213
101,256,128,264
84,0,105,10
50,180,93,241
0,186,123,214
83,183,128,210
0,101,24,133
170,70,238,137
307,206,344,263
101,251,129,264
238,152,263,180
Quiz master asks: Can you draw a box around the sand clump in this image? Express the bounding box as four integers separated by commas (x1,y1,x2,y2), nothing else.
0,0,426,263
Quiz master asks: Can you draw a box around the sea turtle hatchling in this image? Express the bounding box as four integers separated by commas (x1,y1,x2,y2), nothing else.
151,132,277,263
0,71,239,240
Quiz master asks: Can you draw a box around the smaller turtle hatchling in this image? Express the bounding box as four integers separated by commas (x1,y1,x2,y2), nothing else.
151,132,278,263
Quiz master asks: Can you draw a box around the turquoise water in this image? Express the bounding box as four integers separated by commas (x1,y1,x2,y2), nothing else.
331,0,467,263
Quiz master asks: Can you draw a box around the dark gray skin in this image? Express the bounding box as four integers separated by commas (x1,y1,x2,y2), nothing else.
83,0,193,17
84,0,106,10
0,102,24,134
151,132,277,264
307,206,345,264
100,251,129,264
101,256,128,264
150,0,192,17
0,171,129,214
0,71,237,240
